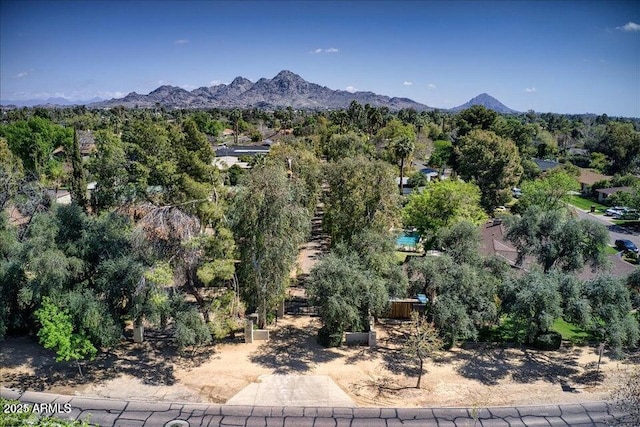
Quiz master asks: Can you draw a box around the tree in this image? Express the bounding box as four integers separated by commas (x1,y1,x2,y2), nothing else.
323,132,373,161
88,130,129,212
68,128,88,211
505,206,609,273
402,179,487,237
231,164,310,328
392,135,415,195
323,157,399,244
455,105,498,137
407,225,507,347
456,129,522,210
500,270,563,343
597,122,640,174
308,249,389,346
582,276,639,357
517,171,579,211
35,297,96,376
403,312,443,388
436,221,482,265
429,139,454,169
267,141,322,212
0,137,24,210
626,268,640,310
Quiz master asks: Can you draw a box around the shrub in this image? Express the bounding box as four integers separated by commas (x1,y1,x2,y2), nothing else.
532,331,562,350
317,325,343,347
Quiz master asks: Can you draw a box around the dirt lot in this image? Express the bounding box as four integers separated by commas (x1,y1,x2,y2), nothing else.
1,315,636,407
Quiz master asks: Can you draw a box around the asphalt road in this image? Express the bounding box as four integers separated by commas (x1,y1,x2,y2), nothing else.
0,388,625,427
574,209,640,248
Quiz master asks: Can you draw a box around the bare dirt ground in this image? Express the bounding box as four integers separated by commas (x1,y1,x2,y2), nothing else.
1,315,636,407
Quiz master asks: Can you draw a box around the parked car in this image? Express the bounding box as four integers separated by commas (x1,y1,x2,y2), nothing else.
512,187,522,198
613,208,639,220
615,239,639,253
605,206,625,216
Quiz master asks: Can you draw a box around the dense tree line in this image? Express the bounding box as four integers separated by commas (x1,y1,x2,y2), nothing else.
1,101,639,369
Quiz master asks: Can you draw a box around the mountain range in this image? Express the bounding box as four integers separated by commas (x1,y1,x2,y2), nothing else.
1,70,520,114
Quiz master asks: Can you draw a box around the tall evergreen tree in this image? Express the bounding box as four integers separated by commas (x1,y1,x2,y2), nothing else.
69,128,88,211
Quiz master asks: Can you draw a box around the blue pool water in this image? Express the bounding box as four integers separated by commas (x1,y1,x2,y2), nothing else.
396,232,420,246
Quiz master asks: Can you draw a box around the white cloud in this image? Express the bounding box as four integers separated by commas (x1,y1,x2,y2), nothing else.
14,71,28,78
524,87,537,93
312,47,340,54
209,80,222,86
180,84,196,90
427,83,437,89
617,22,640,32
345,86,358,93
403,81,413,86
174,39,189,45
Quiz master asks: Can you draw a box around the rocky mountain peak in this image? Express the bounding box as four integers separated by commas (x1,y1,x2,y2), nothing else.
451,93,518,114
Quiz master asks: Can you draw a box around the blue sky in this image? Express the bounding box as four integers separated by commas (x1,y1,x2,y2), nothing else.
1,1,639,116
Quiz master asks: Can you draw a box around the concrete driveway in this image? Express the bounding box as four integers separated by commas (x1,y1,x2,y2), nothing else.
225,374,355,407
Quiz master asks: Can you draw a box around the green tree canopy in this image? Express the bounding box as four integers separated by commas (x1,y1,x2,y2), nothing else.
402,179,487,238
231,164,310,328
322,132,373,161
505,207,609,273
500,270,563,343
455,105,498,137
35,297,97,376
456,129,523,210
323,156,400,244
517,171,579,211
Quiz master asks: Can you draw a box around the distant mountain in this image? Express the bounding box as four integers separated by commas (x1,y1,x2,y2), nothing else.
90,70,433,111
0,97,104,108
450,93,519,114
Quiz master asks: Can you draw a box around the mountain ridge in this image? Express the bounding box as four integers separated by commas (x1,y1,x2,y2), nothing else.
88,70,434,111
1,71,521,114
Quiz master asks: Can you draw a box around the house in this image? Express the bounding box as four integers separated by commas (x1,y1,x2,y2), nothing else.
480,220,536,271
77,130,96,159
419,167,441,182
595,186,633,203
215,145,270,157
578,168,611,194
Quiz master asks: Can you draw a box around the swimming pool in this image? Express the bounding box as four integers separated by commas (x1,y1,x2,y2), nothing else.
396,232,420,247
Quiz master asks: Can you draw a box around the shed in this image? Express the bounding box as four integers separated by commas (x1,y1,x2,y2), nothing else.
388,298,420,319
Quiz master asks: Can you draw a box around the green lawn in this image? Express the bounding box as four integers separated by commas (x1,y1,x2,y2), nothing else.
394,251,422,264
479,316,593,345
566,195,607,213
551,318,592,345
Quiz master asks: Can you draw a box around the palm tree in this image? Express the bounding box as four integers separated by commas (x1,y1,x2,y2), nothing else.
393,135,415,195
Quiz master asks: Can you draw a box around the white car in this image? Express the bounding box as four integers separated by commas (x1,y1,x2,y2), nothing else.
605,206,625,216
